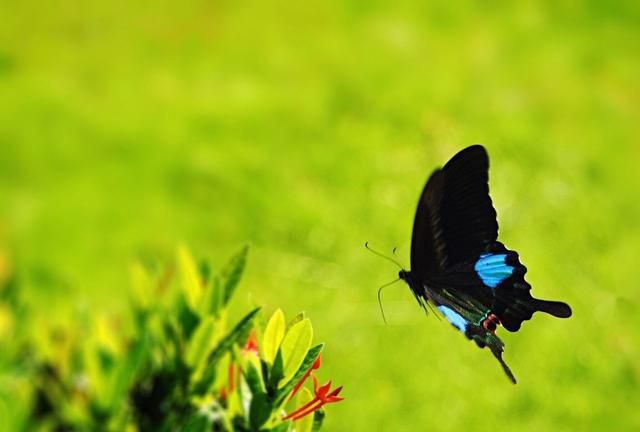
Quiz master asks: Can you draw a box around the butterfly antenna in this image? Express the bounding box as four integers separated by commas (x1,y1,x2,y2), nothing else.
377,278,400,324
365,242,404,269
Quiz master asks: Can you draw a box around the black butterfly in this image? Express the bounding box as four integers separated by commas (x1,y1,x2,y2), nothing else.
399,145,572,383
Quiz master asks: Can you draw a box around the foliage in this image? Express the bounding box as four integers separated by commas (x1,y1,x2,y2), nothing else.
0,247,342,431
1,1,639,430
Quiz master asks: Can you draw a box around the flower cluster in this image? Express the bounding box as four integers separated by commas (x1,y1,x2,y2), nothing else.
220,309,344,430
284,375,344,421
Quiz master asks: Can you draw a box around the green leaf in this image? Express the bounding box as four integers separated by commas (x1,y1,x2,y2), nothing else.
226,377,244,420
249,392,271,431
274,344,323,407
280,319,313,384
270,422,292,432
221,245,248,306
193,307,261,395
262,309,285,364
245,357,266,396
100,334,151,411
286,312,305,331
267,349,285,394
295,388,314,432
130,262,153,310
182,413,212,432
164,317,183,358
185,316,216,368
200,275,224,318
177,296,201,339
311,409,325,432
178,246,202,311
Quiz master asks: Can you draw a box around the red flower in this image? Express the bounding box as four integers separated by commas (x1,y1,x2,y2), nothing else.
219,386,228,401
283,375,344,421
223,331,259,398
289,354,321,401
243,330,259,355
228,363,236,393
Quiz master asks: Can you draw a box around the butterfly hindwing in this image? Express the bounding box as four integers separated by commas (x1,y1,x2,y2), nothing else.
425,285,517,384
471,241,572,332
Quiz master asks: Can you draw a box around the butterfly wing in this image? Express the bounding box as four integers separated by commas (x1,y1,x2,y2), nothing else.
406,145,572,382
474,242,572,331
410,145,498,279
438,145,499,267
411,145,571,331
409,168,445,281
425,286,517,384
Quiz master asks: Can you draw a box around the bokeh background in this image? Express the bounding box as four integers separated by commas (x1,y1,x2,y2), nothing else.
1,0,639,430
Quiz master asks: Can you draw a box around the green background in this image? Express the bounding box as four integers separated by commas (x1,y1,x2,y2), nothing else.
1,0,639,430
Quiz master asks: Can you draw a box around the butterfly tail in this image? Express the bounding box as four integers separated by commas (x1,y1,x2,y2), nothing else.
491,348,517,384
531,298,572,318
465,323,517,384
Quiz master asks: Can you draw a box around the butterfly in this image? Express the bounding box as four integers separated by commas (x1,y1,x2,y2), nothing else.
398,145,572,383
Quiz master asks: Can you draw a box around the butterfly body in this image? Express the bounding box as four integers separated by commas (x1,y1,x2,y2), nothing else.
400,145,572,383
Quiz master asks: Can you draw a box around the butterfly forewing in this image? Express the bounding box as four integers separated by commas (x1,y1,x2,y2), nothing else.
409,169,445,280
439,145,498,268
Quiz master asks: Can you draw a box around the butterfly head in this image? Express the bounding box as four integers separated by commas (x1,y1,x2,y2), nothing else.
398,269,410,283
398,269,426,301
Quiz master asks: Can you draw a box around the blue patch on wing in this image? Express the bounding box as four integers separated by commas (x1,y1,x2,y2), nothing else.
474,253,514,288
436,305,468,332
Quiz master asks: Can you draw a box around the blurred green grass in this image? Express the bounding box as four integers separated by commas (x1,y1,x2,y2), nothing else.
1,0,639,430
